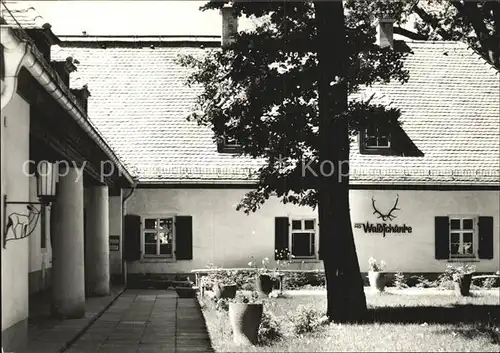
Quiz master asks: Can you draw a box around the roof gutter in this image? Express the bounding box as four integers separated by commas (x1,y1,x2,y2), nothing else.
1,26,134,186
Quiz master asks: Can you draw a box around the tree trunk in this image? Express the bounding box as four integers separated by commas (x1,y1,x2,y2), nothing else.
314,1,367,323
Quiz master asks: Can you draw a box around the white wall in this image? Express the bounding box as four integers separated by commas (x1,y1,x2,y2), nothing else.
109,194,122,276
125,188,499,274
28,176,52,291
1,93,30,332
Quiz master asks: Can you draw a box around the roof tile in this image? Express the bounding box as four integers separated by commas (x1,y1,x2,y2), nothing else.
54,40,500,185
1,1,49,29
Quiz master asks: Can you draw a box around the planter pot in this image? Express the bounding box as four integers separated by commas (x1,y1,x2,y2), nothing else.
255,274,273,295
229,302,263,346
454,273,473,296
368,271,386,292
212,283,237,299
175,287,197,298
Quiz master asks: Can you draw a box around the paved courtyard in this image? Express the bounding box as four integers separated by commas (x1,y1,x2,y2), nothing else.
17,289,212,353
65,290,212,353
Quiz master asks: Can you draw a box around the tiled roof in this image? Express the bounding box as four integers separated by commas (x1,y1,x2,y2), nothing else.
54,39,500,185
1,1,50,29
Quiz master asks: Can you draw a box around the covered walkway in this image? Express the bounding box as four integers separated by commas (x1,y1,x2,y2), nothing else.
16,289,213,353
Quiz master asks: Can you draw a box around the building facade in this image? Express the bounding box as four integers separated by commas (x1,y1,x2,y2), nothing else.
1,2,499,350
1,3,133,350
54,9,499,278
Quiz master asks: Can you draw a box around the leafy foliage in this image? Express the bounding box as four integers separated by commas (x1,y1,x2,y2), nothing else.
179,0,409,213
288,304,323,335
402,0,500,69
393,271,409,289
368,257,386,271
258,311,284,344
443,263,476,282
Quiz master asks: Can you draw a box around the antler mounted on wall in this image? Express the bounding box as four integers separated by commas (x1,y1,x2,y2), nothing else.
371,194,400,221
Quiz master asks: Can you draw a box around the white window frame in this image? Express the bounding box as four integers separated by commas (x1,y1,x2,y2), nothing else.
363,124,391,150
289,217,319,261
448,215,478,260
141,215,176,259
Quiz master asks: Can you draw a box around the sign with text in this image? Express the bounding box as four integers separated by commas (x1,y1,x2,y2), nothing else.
109,235,120,251
354,194,412,237
354,222,412,237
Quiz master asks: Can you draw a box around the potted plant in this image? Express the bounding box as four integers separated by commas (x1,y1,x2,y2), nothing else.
368,257,387,292
272,249,292,296
212,270,238,299
250,257,274,296
204,264,238,299
447,264,476,296
228,291,263,346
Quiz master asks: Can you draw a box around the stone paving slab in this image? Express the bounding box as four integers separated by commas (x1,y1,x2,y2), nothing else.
61,289,214,353
10,289,212,353
15,286,125,353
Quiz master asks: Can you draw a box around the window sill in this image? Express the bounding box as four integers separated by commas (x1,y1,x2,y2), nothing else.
359,147,393,155
447,258,480,263
140,257,176,263
291,259,321,263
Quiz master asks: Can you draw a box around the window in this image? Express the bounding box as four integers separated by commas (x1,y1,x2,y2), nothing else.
125,215,193,262
215,117,241,153
290,218,317,259
435,216,493,261
449,217,475,258
142,217,174,257
217,135,241,153
360,123,391,153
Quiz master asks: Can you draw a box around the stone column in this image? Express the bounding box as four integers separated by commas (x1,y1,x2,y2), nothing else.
85,186,110,296
51,166,85,318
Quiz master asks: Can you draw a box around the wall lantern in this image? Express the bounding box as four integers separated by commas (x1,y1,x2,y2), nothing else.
3,161,58,249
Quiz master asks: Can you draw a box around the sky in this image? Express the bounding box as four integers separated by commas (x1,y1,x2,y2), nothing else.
30,1,255,36
8,1,415,38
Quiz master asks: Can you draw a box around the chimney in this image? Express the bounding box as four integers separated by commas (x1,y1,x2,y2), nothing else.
221,3,238,47
376,18,395,49
51,56,77,87
70,84,91,115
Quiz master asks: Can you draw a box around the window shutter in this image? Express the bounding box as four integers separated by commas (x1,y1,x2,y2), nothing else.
124,214,141,261
435,216,449,259
175,216,193,260
275,217,289,260
478,216,494,259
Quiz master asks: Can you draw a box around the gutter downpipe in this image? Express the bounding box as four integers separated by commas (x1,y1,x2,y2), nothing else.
121,181,137,287
0,27,134,186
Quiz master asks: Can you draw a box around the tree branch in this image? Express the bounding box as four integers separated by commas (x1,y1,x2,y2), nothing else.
488,0,500,68
413,4,452,40
452,0,499,69
393,26,428,40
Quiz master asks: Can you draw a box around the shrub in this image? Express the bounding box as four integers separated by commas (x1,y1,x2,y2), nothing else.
214,297,230,312
288,304,322,335
202,268,256,291
258,311,283,344
444,264,476,281
481,277,498,289
415,275,439,288
233,270,258,290
202,268,328,292
393,271,408,289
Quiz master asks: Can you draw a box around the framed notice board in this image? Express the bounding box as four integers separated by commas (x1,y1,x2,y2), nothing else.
109,235,120,251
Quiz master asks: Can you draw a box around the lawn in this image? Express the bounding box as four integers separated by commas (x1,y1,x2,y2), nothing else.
201,289,500,352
